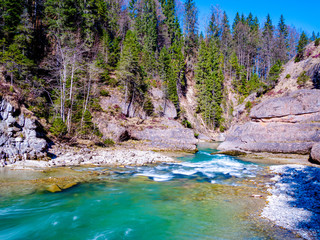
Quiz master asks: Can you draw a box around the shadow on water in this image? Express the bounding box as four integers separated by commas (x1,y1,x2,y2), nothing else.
274,165,320,239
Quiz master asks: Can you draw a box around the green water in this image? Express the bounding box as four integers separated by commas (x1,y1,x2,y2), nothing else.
0,145,300,239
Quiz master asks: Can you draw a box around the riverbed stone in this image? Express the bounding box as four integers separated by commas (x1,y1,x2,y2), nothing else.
47,184,62,193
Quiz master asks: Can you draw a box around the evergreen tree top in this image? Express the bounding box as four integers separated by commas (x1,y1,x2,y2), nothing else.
263,14,274,34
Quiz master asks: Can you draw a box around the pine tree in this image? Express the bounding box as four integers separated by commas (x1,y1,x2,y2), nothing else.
220,11,232,70
117,30,145,115
261,14,275,78
295,31,309,62
160,0,180,44
268,60,282,87
232,12,240,33
275,15,288,62
184,0,198,56
2,0,24,42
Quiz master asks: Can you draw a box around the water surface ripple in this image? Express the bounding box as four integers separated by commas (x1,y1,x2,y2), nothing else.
0,146,304,239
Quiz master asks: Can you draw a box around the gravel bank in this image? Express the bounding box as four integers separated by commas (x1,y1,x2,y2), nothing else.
261,165,320,239
5,149,176,170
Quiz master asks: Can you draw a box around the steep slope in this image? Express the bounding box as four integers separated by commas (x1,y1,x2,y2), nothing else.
93,85,198,152
218,41,320,161
274,42,320,94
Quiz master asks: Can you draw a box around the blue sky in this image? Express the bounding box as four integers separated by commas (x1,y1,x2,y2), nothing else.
194,0,320,36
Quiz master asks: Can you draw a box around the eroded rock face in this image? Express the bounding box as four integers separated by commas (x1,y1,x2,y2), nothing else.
0,98,47,165
151,88,177,119
219,90,320,155
129,119,197,152
250,89,320,119
310,143,320,164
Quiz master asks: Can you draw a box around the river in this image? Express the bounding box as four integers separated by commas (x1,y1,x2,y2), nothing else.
0,144,312,239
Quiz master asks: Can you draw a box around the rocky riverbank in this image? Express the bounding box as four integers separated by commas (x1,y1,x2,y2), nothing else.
219,89,320,163
262,164,320,240
4,148,176,170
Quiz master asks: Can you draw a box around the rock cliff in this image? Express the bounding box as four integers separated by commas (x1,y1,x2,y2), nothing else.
219,42,320,163
218,89,320,157
93,86,198,152
0,97,48,167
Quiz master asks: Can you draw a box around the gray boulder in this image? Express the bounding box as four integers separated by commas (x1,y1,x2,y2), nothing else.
310,143,320,164
219,90,320,155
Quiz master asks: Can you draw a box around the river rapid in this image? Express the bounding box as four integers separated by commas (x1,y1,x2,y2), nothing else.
0,144,314,239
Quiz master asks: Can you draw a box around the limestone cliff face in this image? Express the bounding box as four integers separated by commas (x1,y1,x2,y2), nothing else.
0,98,47,166
93,87,198,152
219,41,320,162
273,42,320,95
218,89,320,155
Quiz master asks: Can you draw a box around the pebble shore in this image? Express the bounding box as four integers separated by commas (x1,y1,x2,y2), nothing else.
5,149,176,170
261,164,320,240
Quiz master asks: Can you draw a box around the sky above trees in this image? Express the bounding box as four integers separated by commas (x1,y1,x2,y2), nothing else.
195,0,320,35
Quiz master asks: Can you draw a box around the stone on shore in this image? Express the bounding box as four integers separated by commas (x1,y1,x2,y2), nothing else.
219,90,320,156
310,143,320,164
6,149,176,169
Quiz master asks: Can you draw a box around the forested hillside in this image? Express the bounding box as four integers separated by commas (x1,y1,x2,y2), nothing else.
0,0,318,140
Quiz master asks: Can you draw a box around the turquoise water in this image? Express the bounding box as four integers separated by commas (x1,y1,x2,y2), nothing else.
0,146,299,239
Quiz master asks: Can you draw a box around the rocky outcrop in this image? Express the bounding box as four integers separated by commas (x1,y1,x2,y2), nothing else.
219,89,320,155
151,88,177,119
95,116,197,152
271,42,320,96
0,98,47,166
129,119,198,152
310,143,320,164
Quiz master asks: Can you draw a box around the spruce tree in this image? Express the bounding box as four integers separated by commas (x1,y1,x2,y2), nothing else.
184,0,198,56
160,0,180,44
295,31,309,62
311,31,316,41
275,15,288,62
232,12,240,32
261,14,274,77
117,30,145,115
208,8,220,40
220,11,232,69
195,39,224,128
159,46,178,107
2,0,24,42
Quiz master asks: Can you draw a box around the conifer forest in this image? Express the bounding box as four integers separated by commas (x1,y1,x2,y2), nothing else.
0,0,317,138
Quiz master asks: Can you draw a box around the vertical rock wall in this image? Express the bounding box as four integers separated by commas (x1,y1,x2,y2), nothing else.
0,98,47,166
